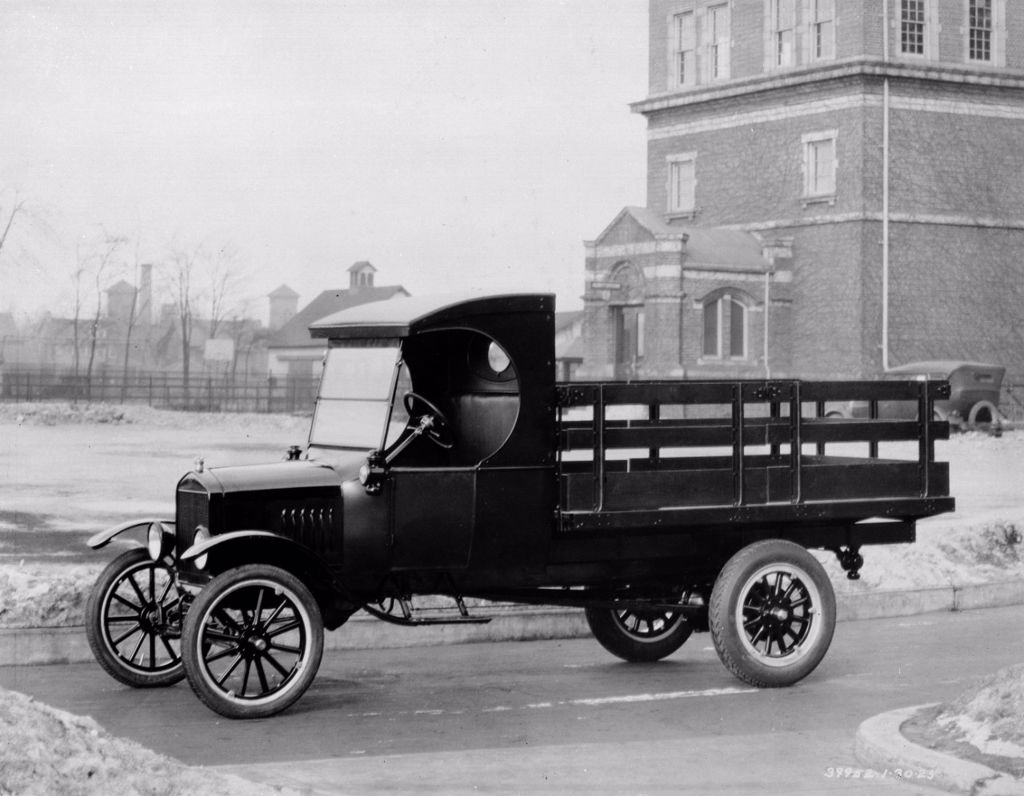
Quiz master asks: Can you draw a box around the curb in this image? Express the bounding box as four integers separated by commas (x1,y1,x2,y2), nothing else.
855,705,1024,794
1,578,1023,668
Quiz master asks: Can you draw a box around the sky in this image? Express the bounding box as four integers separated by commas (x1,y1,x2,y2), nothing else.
0,0,649,323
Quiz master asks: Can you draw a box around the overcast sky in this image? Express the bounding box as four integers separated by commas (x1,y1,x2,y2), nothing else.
1,0,648,322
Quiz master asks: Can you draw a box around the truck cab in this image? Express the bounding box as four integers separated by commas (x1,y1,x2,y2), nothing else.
305,293,558,587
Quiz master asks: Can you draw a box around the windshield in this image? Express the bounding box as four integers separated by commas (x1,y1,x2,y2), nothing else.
309,342,410,449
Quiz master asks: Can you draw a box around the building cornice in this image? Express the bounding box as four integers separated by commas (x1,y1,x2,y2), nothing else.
631,57,1024,116
723,212,1024,233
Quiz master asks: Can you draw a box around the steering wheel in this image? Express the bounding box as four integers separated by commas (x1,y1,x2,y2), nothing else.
402,392,454,449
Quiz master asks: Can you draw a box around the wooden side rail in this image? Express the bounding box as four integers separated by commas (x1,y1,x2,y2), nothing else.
555,379,951,514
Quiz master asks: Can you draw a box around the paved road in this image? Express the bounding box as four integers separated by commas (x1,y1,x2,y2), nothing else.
3,605,1022,794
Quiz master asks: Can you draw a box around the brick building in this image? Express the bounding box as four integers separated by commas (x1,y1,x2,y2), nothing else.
580,0,1024,381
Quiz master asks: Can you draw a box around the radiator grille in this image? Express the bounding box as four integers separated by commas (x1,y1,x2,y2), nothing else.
175,483,209,559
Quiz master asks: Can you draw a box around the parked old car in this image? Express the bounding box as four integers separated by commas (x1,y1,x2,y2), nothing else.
84,293,955,719
827,361,1004,430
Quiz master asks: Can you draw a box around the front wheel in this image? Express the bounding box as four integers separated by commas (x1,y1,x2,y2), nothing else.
710,540,836,688
181,564,324,719
85,548,185,688
585,605,693,662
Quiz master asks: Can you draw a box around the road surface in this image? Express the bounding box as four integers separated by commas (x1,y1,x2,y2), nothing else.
2,605,1022,794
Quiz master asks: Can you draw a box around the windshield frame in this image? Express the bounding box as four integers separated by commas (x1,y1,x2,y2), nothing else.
306,339,407,451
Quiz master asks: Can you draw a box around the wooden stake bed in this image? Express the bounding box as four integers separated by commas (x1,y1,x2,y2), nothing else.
556,379,953,534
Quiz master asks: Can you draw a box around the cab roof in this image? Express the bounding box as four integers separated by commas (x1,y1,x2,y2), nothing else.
309,292,554,340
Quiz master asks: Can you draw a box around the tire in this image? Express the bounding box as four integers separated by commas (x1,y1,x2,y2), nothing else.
709,540,836,688
181,564,324,719
85,548,185,688
967,401,1001,433
585,605,693,663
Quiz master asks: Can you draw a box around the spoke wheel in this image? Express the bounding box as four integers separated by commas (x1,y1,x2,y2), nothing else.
181,564,323,719
710,540,836,688
85,548,185,688
585,604,693,663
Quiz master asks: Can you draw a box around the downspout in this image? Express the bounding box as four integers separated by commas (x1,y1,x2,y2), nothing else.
881,0,891,372
763,270,771,379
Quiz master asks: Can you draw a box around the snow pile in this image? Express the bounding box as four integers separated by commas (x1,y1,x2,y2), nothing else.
819,518,1024,593
0,403,132,426
0,687,287,795
0,402,309,430
0,564,97,628
934,664,1024,777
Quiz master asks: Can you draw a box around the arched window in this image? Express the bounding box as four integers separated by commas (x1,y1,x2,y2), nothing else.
702,292,748,360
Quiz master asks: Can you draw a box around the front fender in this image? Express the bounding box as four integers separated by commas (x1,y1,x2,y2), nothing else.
87,518,175,550
181,530,280,561
181,530,356,630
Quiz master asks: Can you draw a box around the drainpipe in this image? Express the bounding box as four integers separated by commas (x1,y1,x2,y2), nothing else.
763,270,771,379
881,0,891,372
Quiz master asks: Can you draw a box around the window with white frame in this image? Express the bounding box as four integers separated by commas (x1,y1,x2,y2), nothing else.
968,0,993,61
770,0,797,68
705,4,731,80
668,154,697,216
900,0,928,56
673,11,697,87
702,294,747,359
802,131,837,199
811,0,835,60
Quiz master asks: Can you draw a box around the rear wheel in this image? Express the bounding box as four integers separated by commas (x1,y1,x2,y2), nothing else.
585,605,693,662
710,540,835,687
85,548,185,688
181,564,324,719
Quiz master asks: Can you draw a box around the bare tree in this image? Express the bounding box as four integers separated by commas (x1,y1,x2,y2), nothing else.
206,244,245,342
0,194,26,258
83,232,127,402
167,242,203,409
119,240,144,404
70,247,88,403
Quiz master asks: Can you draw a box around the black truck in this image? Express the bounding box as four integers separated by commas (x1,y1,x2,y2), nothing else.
86,293,955,718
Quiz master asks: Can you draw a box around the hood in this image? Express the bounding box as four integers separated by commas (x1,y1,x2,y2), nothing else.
202,460,345,494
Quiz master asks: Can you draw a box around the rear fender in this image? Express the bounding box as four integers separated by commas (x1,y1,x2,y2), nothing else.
182,531,357,630
87,518,175,550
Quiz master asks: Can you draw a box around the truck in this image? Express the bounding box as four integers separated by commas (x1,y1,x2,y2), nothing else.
85,293,955,719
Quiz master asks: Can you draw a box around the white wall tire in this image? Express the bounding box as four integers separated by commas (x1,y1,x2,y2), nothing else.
710,540,836,688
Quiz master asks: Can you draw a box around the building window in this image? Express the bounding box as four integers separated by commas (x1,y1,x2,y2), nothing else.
802,131,837,199
667,154,697,216
705,4,731,80
673,11,697,87
900,0,927,55
811,0,835,60
770,0,797,67
968,0,992,61
702,294,747,359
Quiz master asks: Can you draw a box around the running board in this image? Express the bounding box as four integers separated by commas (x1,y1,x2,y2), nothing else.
362,594,493,627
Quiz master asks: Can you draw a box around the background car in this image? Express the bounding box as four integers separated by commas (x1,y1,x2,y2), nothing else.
828,361,1005,430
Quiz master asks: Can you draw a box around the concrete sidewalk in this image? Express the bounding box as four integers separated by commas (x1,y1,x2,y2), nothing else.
2,577,1023,668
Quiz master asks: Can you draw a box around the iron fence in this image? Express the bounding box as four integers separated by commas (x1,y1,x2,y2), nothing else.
0,367,318,414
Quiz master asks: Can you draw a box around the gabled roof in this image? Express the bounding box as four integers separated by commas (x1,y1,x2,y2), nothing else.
348,261,376,273
106,279,136,294
594,207,772,273
270,285,409,348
